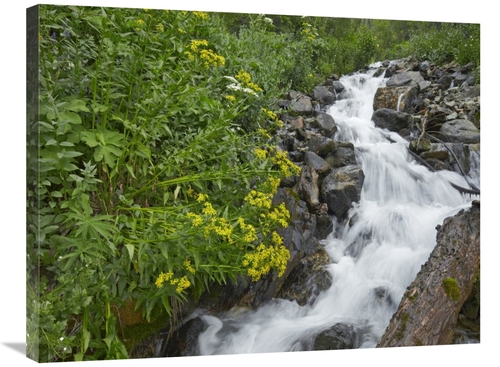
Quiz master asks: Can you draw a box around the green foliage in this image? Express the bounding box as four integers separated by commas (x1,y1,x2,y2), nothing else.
28,6,299,362
403,23,480,67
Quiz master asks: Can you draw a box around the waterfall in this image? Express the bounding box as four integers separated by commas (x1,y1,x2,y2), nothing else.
396,93,404,112
195,66,479,355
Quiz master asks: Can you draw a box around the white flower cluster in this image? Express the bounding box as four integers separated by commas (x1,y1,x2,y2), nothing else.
224,76,259,97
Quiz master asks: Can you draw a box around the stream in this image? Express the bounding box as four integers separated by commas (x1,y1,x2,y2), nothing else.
195,64,480,355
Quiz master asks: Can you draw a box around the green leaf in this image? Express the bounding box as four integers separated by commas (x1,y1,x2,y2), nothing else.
58,111,82,125
173,185,181,201
65,99,90,113
80,132,99,147
125,244,134,261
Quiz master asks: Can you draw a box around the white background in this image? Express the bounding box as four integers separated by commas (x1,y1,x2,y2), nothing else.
1,1,496,366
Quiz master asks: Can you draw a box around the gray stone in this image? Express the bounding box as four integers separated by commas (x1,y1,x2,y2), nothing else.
320,165,365,219
315,112,337,137
440,119,480,144
372,108,413,133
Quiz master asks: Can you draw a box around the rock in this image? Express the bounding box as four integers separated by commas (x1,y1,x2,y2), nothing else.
313,85,336,107
307,136,336,157
313,323,362,350
437,75,453,89
372,108,413,133
332,81,345,94
377,202,480,347
289,116,304,131
386,71,425,89
297,164,321,213
373,86,418,113
409,139,431,154
325,142,357,168
315,112,337,137
320,165,365,219
304,151,332,177
161,317,205,357
291,95,313,114
277,243,332,306
440,119,480,144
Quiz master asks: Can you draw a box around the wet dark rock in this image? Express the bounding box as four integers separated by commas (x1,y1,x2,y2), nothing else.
161,317,205,357
277,243,332,306
372,108,413,133
313,85,336,107
332,81,345,94
313,323,362,350
320,165,365,220
324,142,357,168
307,136,336,157
304,151,331,177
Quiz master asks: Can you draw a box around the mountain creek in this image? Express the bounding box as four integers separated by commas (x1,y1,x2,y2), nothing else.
123,56,480,358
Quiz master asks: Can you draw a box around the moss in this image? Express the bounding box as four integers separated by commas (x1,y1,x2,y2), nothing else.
121,305,171,352
396,313,411,340
443,277,461,301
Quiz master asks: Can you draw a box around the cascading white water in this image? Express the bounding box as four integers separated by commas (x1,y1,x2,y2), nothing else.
196,65,480,355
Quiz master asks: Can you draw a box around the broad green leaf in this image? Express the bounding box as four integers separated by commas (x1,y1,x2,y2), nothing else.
58,111,82,125
65,99,90,113
125,244,134,261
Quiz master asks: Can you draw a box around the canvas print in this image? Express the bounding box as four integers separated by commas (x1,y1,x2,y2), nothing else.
26,4,480,363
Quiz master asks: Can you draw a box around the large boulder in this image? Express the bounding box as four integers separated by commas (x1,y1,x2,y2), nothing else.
373,85,418,113
386,71,425,89
324,142,357,168
440,119,480,144
377,201,480,347
313,85,336,107
320,165,365,219
312,323,363,350
372,108,413,133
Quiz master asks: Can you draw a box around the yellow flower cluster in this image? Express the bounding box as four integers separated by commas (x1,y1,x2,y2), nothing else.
225,95,236,102
237,217,258,243
202,202,217,216
204,217,233,241
196,193,209,202
263,203,290,228
257,128,271,139
301,22,317,41
271,149,301,177
186,212,203,227
189,39,209,52
235,70,263,93
263,176,281,195
187,39,225,68
242,243,290,282
184,259,196,274
193,11,208,20
155,23,164,32
155,271,192,293
199,49,226,68
244,190,273,209
254,147,268,159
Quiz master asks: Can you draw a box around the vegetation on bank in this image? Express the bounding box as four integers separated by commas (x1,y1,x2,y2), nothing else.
27,5,480,362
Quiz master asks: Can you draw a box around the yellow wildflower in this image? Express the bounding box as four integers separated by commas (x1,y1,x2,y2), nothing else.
254,147,268,159
225,95,236,101
155,271,174,288
196,193,208,202
186,212,203,227
202,202,217,216
155,23,164,32
184,259,196,274
193,11,208,20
